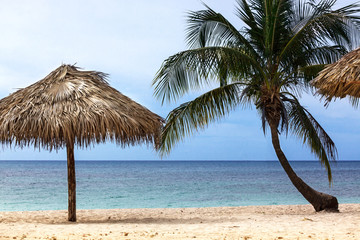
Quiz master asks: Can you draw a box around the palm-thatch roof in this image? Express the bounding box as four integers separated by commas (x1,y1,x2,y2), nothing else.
0,64,164,150
311,47,360,100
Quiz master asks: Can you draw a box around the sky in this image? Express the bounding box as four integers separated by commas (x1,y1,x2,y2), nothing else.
0,0,359,161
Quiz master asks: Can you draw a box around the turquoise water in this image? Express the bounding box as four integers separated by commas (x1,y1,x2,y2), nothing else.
0,161,359,211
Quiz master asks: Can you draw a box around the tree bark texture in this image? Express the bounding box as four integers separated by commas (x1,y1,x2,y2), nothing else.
67,142,76,222
269,124,339,212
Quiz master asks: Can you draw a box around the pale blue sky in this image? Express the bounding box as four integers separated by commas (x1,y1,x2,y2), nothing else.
0,0,359,161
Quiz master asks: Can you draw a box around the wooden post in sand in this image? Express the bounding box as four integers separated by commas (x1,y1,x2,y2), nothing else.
66,141,76,222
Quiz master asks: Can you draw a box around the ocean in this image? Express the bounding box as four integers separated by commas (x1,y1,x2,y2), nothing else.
0,161,359,211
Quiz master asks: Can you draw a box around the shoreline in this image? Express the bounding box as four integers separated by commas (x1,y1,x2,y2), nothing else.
0,204,359,239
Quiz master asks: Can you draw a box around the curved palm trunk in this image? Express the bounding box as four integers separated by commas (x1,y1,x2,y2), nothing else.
269,124,338,212
66,141,76,222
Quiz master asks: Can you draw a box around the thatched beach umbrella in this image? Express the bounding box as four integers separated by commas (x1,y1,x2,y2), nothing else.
312,47,360,100
0,64,163,222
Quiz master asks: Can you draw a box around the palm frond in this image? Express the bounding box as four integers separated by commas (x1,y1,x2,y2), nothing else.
239,84,258,107
306,45,347,65
153,47,264,104
236,0,263,51
284,95,337,183
279,1,360,66
186,2,257,56
159,83,243,155
300,64,327,83
328,2,360,49
265,0,294,58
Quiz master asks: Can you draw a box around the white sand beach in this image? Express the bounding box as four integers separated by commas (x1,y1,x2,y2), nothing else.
0,204,359,239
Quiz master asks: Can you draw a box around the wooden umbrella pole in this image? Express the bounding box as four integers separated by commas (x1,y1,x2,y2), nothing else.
66,141,76,222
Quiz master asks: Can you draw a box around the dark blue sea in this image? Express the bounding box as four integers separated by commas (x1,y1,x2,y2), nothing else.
0,161,359,211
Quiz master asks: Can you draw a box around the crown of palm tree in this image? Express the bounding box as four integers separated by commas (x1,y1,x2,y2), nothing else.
153,0,360,182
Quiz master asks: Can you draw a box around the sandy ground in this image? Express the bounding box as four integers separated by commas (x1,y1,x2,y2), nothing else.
0,204,359,240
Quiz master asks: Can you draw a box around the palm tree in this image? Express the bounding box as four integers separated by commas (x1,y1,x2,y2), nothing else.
152,0,360,211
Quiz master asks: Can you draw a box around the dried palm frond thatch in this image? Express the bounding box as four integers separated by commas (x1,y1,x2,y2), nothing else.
311,48,360,101
0,64,163,149
0,64,164,222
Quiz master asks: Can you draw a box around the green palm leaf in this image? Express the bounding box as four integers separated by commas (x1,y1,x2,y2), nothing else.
279,0,360,65
285,95,337,182
160,83,243,155
186,3,256,54
153,47,264,103
300,64,327,83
